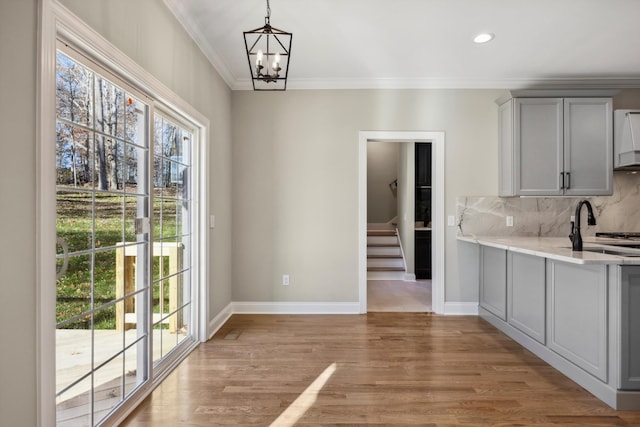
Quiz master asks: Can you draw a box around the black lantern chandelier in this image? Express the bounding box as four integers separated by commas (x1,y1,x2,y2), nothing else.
243,0,292,91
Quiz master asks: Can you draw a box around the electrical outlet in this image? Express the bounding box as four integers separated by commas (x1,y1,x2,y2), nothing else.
282,274,290,286
506,216,514,227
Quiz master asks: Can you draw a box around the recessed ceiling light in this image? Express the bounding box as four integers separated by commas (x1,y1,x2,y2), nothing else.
473,33,494,44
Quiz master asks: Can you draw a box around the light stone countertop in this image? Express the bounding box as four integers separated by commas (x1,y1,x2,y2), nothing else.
456,235,640,265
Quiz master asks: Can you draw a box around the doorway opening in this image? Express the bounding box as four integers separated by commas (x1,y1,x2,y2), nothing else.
358,132,445,314
365,141,431,312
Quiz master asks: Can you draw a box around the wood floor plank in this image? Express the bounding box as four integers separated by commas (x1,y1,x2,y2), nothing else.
123,314,640,426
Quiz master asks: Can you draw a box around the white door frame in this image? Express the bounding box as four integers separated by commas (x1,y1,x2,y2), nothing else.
358,131,445,314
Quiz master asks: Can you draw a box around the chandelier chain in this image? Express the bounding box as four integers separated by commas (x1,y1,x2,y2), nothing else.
266,0,271,21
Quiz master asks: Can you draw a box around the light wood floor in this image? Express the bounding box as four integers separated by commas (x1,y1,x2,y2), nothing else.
367,280,432,312
123,314,640,426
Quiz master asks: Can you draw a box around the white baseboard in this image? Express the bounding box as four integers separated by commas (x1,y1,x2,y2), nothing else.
205,301,477,337
404,273,417,281
207,302,233,340
444,302,478,315
231,301,360,314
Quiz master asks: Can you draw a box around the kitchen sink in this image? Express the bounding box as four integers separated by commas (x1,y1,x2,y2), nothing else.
599,243,640,249
580,247,640,257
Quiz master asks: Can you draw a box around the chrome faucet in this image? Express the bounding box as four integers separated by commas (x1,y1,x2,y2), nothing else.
569,200,596,251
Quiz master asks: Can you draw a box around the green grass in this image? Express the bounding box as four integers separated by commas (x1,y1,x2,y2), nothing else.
56,190,180,329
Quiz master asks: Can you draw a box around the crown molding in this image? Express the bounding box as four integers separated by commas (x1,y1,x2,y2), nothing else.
233,76,640,91
163,0,236,89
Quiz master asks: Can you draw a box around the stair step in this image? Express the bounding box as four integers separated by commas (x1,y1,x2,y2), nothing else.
367,266,405,272
367,230,397,236
367,235,399,245
367,246,402,256
367,243,400,247
367,254,402,259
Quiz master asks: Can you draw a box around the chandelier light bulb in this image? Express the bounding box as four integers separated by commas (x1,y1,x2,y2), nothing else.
256,49,263,66
273,52,281,70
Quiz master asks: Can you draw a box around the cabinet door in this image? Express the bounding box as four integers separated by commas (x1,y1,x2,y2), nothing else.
508,252,545,344
563,98,613,196
547,260,608,382
620,266,640,390
514,98,564,196
479,246,507,320
498,100,515,196
415,143,432,186
414,231,431,279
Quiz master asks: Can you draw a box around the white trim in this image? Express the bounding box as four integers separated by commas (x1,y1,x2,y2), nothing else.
231,77,640,91
208,303,234,340
358,131,446,314
162,0,235,90
37,0,58,424
404,273,417,282
444,302,479,316
231,302,360,315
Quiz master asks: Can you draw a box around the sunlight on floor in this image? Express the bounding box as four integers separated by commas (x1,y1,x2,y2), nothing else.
269,362,337,426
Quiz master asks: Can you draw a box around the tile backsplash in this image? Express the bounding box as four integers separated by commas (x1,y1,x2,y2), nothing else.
457,172,640,237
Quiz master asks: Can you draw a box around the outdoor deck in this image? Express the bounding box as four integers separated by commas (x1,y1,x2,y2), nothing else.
56,328,188,426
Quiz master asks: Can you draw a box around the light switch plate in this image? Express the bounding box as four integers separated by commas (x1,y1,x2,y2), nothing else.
447,215,455,227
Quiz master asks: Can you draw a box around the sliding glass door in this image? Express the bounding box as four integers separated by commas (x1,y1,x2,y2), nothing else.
54,45,197,426
151,112,194,364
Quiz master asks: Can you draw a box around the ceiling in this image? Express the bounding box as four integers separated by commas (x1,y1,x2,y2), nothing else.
164,0,640,90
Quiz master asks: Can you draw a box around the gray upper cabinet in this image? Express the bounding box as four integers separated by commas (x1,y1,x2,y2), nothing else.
499,97,612,197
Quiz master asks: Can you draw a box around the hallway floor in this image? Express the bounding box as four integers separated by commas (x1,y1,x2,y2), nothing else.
367,279,432,312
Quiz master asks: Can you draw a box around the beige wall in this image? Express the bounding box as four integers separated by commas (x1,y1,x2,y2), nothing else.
60,0,234,318
367,141,398,223
0,1,38,426
231,89,504,303
0,1,232,424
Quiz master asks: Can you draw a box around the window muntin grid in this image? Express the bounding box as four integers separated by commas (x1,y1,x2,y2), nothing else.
55,49,151,426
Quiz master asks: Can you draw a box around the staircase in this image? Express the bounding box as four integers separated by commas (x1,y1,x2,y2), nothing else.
367,225,406,280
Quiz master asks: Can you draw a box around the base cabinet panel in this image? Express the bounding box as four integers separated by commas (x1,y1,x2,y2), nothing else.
479,246,507,320
547,260,608,382
620,266,640,390
508,252,545,344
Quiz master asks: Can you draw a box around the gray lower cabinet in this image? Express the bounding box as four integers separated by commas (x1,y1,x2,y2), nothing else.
620,266,640,390
547,259,608,382
508,252,545,344
479,245,507,320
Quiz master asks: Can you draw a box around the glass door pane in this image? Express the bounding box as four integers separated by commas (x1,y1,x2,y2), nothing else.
55,49,150,426
152,113,194,366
